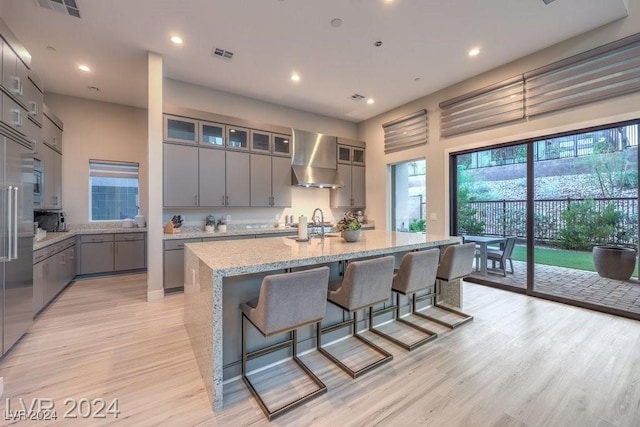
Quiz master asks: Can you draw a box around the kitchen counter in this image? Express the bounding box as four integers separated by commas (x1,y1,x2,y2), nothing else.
33,228,147,251
183,230,460,411
163,222,375,240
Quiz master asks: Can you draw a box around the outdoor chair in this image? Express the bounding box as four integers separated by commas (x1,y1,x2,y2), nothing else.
486,236,516,276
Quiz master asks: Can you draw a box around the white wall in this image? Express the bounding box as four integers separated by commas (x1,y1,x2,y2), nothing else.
43,94,148,226
359,0,640,235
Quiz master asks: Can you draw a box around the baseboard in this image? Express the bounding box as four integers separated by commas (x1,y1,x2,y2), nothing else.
147,289,164,301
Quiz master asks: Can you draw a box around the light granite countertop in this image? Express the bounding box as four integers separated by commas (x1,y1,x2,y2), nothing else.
163,222,375,241
185,230,459,276
33,228,147,251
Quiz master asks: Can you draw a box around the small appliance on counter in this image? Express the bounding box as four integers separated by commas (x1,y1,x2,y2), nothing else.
34,211,67,232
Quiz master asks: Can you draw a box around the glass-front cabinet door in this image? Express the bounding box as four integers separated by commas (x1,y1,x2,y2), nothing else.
337,145,352,164
200,121,225,147
251,130,271,153
273,134,291,157
227,126,249,150
164,115,198,144
352,147,365,165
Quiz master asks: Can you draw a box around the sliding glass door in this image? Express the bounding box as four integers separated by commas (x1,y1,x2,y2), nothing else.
451,120,640,319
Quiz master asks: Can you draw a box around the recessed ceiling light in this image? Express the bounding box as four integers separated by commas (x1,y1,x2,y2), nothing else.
291,72,300,82
78,65,91,72
367,98,375,105
468,48,480,57
171,35,183,45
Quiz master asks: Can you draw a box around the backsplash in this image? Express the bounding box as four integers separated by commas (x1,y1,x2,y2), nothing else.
162,187,362,230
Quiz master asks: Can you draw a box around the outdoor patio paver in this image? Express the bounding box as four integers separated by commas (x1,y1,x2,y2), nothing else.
469,260,640,315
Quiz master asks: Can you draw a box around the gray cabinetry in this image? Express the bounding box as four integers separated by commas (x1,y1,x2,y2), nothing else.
78,232,146,276
114,233,146,271
225,150,250,206
79,234,115,275
272,156,292,207
163,143,199,207
250,154,291,207
331,139,366,209
164,239,199,291
164,115,198,144
24,78,43,125
250,154,272,207
40,142,62,209
1,38,28,106
198,147,226,206
33,238,76,315
43,112,63,152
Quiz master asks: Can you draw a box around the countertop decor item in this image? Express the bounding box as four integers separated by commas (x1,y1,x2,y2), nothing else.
205,215,216,233
336,211,362,242
217,218,227,232
164,215,183,234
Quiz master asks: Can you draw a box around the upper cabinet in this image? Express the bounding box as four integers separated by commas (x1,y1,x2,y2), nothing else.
200,121,225,147
332,138,366,209
1,38,29,107
43,111,63,153
337,142,365,166
24,78,43,126
250,130,271,153
164,115,198,144
227,125,250,150
251,131,291,157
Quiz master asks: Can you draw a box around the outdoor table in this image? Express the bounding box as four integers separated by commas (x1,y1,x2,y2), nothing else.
463,235,507,276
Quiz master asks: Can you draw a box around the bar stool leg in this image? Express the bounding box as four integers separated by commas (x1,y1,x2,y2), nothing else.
411,281,473,329
370,292,438,351
242,314,327,421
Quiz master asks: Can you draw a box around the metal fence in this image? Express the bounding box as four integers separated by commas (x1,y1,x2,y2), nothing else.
467,197,638,245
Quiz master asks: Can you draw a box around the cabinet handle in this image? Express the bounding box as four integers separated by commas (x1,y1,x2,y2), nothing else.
194,195,198,206
123,237,135,241
11,76,22,95
225,195,229,206
221,195,225,206
29,101,38,116
11,109,22,127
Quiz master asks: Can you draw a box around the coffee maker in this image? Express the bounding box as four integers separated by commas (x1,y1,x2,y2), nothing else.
34,211,67,232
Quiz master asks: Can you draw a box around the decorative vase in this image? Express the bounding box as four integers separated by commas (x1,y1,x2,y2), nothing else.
217,224,227,232
342,229,361,243
593,245,636,281
204,225,214,233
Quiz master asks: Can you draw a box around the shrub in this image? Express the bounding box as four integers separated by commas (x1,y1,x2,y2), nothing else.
457,186,485,235
408,218,426,233
558,200,619,250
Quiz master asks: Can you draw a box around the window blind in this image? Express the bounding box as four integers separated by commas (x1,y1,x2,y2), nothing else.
89,160,139,179
525,33,640,117
382,109,428,154
439,76,525,137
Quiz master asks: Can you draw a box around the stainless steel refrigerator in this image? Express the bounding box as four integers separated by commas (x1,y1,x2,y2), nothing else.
0,132,34,357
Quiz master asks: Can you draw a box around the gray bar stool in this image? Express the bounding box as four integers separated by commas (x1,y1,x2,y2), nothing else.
370,249,440,350
415,242,475,329
317,256,395,378
240,266,330,421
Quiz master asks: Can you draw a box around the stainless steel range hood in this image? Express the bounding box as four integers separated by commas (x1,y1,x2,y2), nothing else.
291,129,343,188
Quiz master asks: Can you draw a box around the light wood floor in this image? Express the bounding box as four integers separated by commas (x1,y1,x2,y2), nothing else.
1,274,639,426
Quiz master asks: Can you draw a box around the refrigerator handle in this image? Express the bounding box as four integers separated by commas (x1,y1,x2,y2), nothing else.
12,186,18,260
7,186,13,260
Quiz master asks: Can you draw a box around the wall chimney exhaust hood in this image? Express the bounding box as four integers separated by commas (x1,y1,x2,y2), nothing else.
291,129,343,188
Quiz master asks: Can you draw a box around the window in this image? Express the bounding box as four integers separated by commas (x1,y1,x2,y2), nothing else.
89,160,139,221
391,159,426,232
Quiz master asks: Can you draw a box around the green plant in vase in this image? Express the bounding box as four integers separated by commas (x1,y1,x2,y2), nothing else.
337,211,361,242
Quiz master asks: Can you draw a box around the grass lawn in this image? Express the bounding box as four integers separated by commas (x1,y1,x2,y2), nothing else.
511,245,596,271
511,245,639,275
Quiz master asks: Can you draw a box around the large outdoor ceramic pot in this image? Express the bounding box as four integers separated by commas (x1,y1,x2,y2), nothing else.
592,245,636,281
342,229,361,243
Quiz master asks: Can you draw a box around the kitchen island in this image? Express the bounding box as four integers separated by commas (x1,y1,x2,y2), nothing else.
184,230,462,410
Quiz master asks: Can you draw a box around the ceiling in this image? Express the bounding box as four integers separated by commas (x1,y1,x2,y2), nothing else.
0,0,630,122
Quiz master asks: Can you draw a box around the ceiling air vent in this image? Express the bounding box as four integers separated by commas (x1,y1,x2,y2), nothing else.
350,94,366,101
211,48,234,60
36,0,81,18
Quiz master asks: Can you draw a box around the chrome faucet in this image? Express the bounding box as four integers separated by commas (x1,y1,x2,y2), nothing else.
312,208,325,241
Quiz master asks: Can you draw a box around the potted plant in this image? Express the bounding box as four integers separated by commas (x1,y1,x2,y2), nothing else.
217,218,227,232
593,245,636,281
336,211,362,242
204,214,215,233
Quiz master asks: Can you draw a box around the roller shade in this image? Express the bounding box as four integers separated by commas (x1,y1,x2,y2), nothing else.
89,160,139,179
440,76,525,137
382,109,428,154
525,33,640,117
